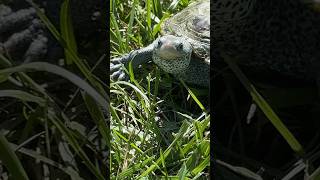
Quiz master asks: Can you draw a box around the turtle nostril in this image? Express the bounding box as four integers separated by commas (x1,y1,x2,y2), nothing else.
177,43,183,50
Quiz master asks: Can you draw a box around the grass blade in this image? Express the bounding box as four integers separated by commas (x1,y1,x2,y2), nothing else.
60,0,78,65
9,143,84,179
48,114,105,180
26,0,107,98
179,79,206,112
0,134,29,180
82,92,110,148
0,90,45,105
0,62,108,111
222,54,304,155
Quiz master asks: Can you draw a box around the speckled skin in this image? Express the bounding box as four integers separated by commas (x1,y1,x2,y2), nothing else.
110,0,210,87
214,0,320,81
110,35,210,87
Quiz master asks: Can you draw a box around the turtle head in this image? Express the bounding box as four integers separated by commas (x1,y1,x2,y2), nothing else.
153,35,192,75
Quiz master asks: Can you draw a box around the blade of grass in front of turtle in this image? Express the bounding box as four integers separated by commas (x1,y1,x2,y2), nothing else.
117,157,154,179
180,0,190,6
177,163,188,179
111,129,164,175
137,121,189,178
152,13,170,37
114,81,151,115
159,148,168,175
126,0,138,51
193,120,203,141
111,83,149,125
146,0,152,30
0,134,29,180
128,62,164,143
169,0,181,10
222,54,304,155
60,0,78,65
180,115,209,156
190,156,210,176
128,61,149,112
179,79,206,112
110,13,126,53
153,67,160,103
111,80,164,148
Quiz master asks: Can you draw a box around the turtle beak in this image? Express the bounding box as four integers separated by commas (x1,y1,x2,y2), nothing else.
158,41,183,59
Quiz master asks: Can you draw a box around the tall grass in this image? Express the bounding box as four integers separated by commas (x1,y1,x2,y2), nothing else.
110,0,210,178
0,0,108,179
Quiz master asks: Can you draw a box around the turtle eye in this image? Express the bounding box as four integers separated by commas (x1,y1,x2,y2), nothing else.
177,43,183,50
157,39,162,47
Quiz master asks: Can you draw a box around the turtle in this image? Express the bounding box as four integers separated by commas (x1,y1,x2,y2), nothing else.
110,0,210,87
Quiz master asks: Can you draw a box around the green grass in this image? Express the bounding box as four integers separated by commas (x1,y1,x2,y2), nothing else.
110,0,210,178
222,54,304,155
0,1,108,179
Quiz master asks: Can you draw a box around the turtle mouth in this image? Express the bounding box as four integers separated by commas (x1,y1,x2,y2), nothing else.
158,47,183,59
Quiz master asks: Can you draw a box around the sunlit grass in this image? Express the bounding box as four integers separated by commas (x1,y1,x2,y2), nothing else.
110,0,210,178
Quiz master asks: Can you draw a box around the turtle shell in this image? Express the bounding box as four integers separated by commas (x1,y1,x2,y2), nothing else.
161,0,210,62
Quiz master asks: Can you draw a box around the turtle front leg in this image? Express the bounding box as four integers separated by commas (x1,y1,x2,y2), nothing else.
110,41,155,81
0,5,47,63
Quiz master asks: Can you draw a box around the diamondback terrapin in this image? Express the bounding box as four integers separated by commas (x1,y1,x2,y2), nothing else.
110,0,210,87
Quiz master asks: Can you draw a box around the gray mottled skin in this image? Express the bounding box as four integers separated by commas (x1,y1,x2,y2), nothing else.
110,42,154,80
110,0,210,87
110,35,209,86
214,0,320,83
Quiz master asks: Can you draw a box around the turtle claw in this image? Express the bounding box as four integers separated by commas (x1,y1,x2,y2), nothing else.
110,60,129,81
110,69,128,81
110,63,122,73
118,73,128,81
110,57,130,81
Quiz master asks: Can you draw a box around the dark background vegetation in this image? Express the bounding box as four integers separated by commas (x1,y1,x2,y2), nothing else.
213,37,320,179
0,0,108,179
